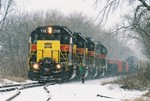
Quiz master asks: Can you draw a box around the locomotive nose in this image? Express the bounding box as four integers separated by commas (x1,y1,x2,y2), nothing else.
39,58,54,75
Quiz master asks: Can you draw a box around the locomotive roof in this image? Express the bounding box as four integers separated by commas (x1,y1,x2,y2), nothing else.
86,37,95,44
30,25,73,36
74,32,86,41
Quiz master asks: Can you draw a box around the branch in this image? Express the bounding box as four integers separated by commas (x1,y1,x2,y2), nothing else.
137,24,150,38
111,24,133,33
0,0,1,10
94,0,121,24
138,0,150,10
0,0,14,31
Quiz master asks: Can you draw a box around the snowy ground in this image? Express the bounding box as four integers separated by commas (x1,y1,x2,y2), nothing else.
0,77,148,101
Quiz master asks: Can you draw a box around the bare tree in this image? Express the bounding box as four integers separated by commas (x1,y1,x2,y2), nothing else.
93,0,150,58
94,0,150,23
0,0,14,31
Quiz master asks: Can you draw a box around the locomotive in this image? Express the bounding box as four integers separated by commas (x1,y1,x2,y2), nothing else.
125,56,139,73
28,25,108,82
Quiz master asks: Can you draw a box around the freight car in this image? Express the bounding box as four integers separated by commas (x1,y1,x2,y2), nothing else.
107,60,129,76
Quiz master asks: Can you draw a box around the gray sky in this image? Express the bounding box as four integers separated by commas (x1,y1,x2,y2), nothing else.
15,0,129,29
16,0,98,17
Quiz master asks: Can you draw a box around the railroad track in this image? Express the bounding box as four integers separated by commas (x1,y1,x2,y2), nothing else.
43,82,56,101
0,82,57,101
0,82,39,92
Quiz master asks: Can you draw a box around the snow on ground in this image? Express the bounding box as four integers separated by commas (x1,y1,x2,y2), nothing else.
0,77,147,101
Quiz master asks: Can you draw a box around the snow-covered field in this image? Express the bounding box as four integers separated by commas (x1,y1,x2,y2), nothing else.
0,77,148,101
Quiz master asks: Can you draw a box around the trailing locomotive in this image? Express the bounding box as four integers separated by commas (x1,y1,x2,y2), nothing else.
125,56,139,73
28,25,108,82
95,42,108,77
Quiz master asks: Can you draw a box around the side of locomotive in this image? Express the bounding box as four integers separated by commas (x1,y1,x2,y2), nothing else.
72,34,108,79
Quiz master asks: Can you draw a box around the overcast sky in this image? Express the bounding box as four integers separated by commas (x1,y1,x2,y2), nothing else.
16,0,98,17
15,0,129,29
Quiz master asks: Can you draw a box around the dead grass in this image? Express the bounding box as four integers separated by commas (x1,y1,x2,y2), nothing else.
101,80,115,85
0,75,4,83
0,79,4,83
5,76,27,82
0,75,27,83
102,73,150,90
143,90,150,97
122,97,150,101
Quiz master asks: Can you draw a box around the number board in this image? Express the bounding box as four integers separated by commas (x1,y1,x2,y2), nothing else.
44,42,52,48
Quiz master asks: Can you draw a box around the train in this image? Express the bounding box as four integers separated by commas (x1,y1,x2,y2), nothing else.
28,25,138,82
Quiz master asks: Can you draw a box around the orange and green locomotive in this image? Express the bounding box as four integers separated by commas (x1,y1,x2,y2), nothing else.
28,25,74,81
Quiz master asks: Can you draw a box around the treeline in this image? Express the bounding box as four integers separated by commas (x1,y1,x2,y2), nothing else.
93,0,150,59
0,10,134,77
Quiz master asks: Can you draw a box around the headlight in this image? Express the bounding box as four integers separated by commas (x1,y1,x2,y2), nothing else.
47,27,53,34
55,63,62,70
33,63,40,70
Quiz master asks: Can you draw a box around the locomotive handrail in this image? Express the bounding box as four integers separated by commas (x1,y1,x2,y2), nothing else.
60,51,68,62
